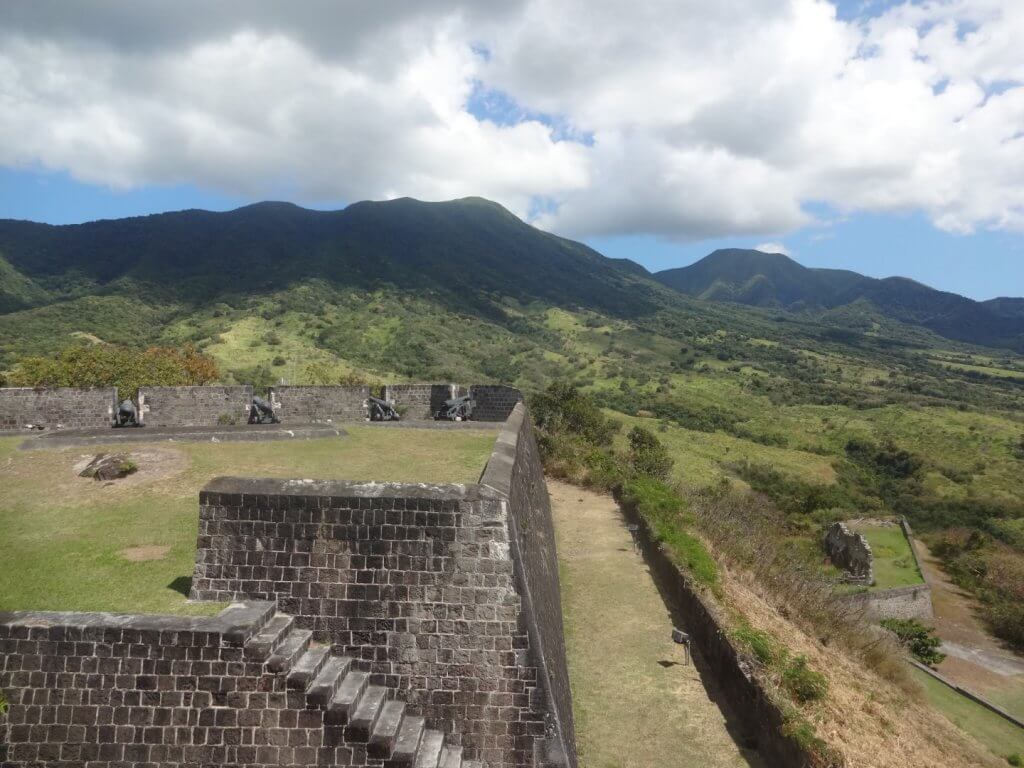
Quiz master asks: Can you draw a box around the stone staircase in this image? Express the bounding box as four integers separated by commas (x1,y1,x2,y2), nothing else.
245,612,483,768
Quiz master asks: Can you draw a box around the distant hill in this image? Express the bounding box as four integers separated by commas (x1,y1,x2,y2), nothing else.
0,197,660,318
654,249,1024,351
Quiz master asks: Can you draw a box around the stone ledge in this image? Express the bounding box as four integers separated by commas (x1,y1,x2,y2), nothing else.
0,600,275,646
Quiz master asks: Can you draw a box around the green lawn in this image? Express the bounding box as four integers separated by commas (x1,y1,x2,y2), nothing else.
910,666,1024,761
0,427,495,616
851,524,924,589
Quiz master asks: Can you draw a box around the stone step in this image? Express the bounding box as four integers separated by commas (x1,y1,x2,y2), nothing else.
366,699,406,757
244,614,294,660
391,715,425,763
287,645,330,690
349,685,388,738
438,746,463,768
266,628,312,674
325,669,370,725
306,656,353,707
414,729,445,768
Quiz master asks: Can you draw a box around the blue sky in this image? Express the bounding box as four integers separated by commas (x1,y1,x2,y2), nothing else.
1,0,1022,302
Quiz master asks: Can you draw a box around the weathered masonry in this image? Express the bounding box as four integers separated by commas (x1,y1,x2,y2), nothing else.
0,387,117,432
0,383,522,431
0,403,576,768
269,385,370,424
138,385,253,427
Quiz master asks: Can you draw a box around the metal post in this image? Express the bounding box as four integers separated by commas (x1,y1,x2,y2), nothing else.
672,628,691,666
626,524,640,554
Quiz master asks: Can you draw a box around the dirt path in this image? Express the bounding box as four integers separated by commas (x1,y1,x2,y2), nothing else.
914,538,1024,717
549,480,763,768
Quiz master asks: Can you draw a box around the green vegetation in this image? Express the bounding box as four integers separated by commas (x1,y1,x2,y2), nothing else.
853,524,924,589
7,344,219,399
3,196,1024,650
881,618,946,667
0,428,495,614
781,655,829,704
909,666,1024,759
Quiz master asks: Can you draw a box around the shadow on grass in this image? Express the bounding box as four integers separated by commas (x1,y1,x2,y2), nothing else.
167,576,192,597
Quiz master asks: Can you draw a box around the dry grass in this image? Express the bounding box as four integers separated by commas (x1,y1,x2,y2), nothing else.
721,568,1004,767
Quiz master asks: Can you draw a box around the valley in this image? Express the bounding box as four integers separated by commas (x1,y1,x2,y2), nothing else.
2,197,1024,764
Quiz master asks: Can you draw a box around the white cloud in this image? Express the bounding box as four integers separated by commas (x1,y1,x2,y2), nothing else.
755,243,792,256
0,0,1022,239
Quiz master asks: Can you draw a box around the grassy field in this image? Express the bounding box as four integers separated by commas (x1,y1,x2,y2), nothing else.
549,480,760,768
850,523,924,589
910,666,1024,761
0,427,496,616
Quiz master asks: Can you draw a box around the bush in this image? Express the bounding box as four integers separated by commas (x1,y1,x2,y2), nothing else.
880,618,946,667
8,344,220,400
272,355,287,367
531,382,619,447
781,655,828,703
627,426,674,480
1007,754,1023,767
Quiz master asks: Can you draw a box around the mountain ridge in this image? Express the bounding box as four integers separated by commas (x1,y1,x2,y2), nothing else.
654,248,1024,351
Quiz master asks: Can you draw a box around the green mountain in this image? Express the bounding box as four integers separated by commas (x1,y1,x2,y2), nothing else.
654,249,1024,351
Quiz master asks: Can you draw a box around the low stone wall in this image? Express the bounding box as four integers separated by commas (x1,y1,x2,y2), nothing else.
842,584,934,620
138,385,252,427
617,492,812,768
269,385,368,423
0,387,117,432
823,521,873,584
469,385,523,422
0,602,361,767
384,384,455,420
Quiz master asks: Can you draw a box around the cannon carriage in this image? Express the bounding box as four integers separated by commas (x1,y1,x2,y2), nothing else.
434,394,475,421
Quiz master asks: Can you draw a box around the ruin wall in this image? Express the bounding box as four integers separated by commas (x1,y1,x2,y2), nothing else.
269,386,368,424
841,584,934,621
138,385,252,427
0,387,117,432
823,522,873,584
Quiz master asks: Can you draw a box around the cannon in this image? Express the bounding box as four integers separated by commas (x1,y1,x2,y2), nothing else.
434,394,475,421
113,399,140,428
369,395,399,421
248,396,280,424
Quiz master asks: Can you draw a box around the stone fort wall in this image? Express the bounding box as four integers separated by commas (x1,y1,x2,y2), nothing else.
189,403,573,767
385,384,455,420
0,384,521,431
269,385,369,423
841,583,933,621
139,385,252,427
0,403,574,768
0,387,117,432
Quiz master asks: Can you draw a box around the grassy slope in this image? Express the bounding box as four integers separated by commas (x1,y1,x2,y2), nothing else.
0,428,495,615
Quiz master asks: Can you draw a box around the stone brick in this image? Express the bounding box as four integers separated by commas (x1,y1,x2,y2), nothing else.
0,387,118,432
468,386,523,422
270,386,369,423
138,385,252,427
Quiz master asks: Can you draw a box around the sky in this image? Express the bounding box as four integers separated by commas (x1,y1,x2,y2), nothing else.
0,1,1022,301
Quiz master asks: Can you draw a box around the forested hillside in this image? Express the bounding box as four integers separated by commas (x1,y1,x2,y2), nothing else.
3,197,1024,652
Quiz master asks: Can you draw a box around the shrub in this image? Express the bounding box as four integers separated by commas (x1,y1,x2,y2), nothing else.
781,655,828,703
272,355,287,367
118,459,138,476
531,382,619,447
8,344,220,400
626,426,674,480
880,618,946,667
1007,754,1023,767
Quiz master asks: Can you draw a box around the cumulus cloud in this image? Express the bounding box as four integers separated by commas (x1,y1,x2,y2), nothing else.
0,0,1021,239
755,243,792,256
